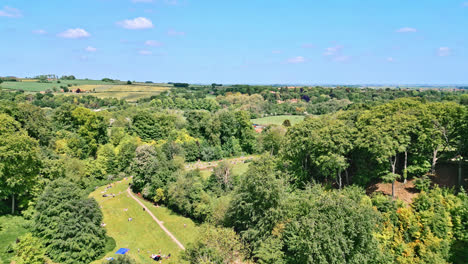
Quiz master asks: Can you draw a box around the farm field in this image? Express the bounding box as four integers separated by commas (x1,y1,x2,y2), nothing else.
251,115,305,126
0,79,171,101
0,79,113,92
63,84,170,102
90,179,198,264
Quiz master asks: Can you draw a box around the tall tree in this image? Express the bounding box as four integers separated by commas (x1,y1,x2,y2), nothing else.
0,114,41,214
34,179,107,264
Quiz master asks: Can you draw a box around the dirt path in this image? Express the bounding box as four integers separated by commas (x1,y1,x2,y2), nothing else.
126,188,186,250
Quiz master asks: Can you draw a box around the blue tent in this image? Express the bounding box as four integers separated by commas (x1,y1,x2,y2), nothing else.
115,248,130,255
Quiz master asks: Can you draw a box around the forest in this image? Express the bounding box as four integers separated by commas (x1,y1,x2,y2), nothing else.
0,84,467,264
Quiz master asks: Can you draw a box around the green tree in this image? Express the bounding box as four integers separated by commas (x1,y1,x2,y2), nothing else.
0,114,41,214
183,225,247,264
34,179,107,264
280,186,382,264
226,155,285,245
282,115,354,188
12,233,47,264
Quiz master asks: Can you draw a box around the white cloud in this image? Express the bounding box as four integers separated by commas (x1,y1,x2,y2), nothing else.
463,2,468,7
0,6,22,18
139,50,152,55
271,50,281,54
301,43,315,48
323,45,343,56
287,56,306,64
387,57,395,62
117,17,153,30
145,40,162,47
32,29,47,35
437,47,451,57
85,46,97,52
132,0,153,2
58,28,90,39
396,27,417,33
167,29,185,36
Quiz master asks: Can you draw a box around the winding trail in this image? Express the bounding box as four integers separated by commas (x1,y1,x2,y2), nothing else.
126,188,186,250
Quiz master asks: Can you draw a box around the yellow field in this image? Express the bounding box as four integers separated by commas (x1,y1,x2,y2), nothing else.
65,84,170,102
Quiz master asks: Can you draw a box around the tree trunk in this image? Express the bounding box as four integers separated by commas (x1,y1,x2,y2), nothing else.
432,147,439,174
390,156,397,198
458,161,462,192
337,170,342,190
404,150,408,184
345,169,349,185
11,194,15,215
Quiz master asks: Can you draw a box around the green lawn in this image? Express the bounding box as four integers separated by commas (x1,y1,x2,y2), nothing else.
90,179,198,264
251,115,305,126
188,156,254,180
0,216,30,264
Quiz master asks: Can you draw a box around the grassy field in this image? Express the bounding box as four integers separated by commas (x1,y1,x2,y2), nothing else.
251,115,305,126
90,179,198,264
70,84,170,102
0,79,171,101
189,156,254,179
0,79,112,92
0,216,30,264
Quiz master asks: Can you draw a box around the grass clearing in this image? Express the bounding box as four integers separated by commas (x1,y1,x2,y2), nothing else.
90,179,197,264
0,216,30,264
251,115,305,126
187,156,254,180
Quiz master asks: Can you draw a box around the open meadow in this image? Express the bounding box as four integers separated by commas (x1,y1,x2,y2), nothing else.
89,179,198,264
251,115,305,126
71,84,170,101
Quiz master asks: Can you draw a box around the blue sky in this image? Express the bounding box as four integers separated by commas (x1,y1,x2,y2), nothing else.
1,0,467,84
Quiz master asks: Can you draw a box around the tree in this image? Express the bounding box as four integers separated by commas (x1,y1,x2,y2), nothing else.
261,125,286,155
226,155,285,245
131,144,181,199
183,225,247,264
356,102,416,197
282,115,354,188
12,233,47,264
212,161,233,191
0,114,41,214
279,186,382,264
34,179,107,264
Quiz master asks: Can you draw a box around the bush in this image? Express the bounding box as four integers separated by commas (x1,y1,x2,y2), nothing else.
414,175,432,192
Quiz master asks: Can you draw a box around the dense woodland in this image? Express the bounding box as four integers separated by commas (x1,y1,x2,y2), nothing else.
0,84,467,264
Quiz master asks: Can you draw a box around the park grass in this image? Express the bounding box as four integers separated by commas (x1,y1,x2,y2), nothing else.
0,216,30,264
251,115,305,126
90,179,197,264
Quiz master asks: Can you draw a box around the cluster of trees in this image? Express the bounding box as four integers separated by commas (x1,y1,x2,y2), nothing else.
0,83,467,263
282,98,467,192
150,97,220,112
60,75,76,80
